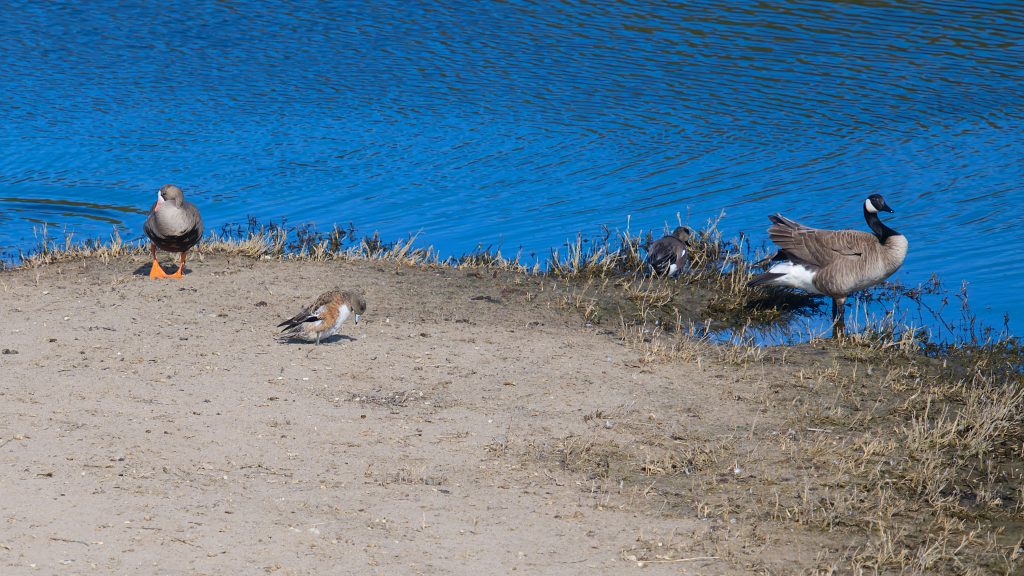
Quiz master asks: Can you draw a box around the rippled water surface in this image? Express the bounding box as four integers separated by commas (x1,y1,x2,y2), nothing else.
1,1,1022,336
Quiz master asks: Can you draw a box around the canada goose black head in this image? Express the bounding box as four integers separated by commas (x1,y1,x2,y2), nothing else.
865,194,894,214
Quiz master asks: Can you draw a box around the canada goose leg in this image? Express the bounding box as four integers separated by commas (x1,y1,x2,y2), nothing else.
168,251,188,279
148,244,170,279
831,297,847,339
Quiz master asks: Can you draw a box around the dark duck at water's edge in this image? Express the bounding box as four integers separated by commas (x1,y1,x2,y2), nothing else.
647,226,692,277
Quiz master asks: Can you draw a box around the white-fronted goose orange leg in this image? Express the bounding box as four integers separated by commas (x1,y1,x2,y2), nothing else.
149,244,171,279
168,251,189,279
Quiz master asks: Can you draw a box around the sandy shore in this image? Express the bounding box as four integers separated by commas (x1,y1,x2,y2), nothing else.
1,250,1018,574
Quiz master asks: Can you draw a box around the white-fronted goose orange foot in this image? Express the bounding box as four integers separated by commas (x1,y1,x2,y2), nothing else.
277,289,367,345
143,184,204,279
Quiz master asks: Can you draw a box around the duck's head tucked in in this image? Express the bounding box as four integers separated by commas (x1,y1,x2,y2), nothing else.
670,226,692,243
277,289,367,345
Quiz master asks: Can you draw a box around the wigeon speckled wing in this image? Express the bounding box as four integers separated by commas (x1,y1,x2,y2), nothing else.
143,184,204,279
277,289,366,345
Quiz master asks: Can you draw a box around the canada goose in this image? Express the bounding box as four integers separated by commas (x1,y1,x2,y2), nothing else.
143,184,204,279
647,226,692,277
747,194,908,337
278,289,366,345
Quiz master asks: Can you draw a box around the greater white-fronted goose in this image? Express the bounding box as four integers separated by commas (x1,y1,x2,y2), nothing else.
143,184,204,279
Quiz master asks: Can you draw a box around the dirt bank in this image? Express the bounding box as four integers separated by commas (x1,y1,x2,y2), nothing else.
1,250,1019,575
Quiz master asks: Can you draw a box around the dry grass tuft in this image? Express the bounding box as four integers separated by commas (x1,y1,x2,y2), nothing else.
14,226,143,268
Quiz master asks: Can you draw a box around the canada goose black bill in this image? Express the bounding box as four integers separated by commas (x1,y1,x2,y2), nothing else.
647,226,692,277
143,184,204,279
747,194,908,338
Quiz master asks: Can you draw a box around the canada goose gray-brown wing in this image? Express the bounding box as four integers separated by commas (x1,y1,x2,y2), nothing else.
748,194,908,337
143,184,204,279
767,215,869,265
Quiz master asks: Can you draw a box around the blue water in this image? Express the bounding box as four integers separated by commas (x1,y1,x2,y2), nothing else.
1,1,1022,337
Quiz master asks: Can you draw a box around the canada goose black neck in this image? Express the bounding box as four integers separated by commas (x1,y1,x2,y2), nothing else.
864,204,899,242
